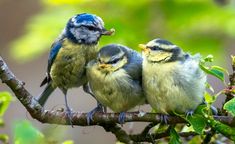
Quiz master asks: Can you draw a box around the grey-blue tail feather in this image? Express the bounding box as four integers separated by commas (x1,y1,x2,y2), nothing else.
37,83,55,106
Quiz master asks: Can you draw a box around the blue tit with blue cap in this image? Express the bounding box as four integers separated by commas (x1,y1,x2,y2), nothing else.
140,38,206,118
86,44,146,124
37,13,114,125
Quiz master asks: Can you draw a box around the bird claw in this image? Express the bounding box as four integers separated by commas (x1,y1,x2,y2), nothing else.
86,104,104,125
186,110,194,118
118,112,126,124
160,114,169,124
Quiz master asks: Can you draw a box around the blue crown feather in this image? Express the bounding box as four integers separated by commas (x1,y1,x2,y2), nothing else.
76,13,97,23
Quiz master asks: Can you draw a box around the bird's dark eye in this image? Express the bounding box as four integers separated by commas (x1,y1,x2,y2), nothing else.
85,25,98,31
108,58,119,64
112,59,119,64
151,46,160,51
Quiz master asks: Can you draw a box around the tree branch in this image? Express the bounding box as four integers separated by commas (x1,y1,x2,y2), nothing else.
130,128,199,143
1,56,235,142
100,123,133,144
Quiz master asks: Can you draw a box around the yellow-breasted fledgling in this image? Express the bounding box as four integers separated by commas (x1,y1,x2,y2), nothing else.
38,13,114,124
86,44,145,124
140,38,206,120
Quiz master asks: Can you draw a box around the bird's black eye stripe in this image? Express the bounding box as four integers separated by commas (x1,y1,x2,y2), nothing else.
149,46,174,52
71,24,100,31
149,46,167,51
111,59,119,64
85,25,100,31
149,46,161,51
107,54,125,64
107,58,120,64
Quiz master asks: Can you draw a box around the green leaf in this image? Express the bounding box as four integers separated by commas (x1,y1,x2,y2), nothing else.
182,105,207,134
200,55,227,82
204,91,215,104
169,128,181,144
194,104,208,115
199,63,225,82
210,68,224,81
186,114,207,134
14,120,45,144
0,92,12,117
211,66,229,75
0,134,9,144
224,98,235,117
204,54,214,62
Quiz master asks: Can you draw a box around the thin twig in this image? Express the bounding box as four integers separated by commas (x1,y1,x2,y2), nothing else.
202,129,215,144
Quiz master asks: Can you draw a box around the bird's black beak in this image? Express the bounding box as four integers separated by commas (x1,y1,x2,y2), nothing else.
101,28,115,36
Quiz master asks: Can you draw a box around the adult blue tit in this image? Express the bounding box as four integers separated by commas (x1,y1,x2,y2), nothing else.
38,13,114,125
140,38,206,117
86,44,145,124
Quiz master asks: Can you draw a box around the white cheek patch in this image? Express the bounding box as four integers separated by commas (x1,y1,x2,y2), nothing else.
110,57,128,72
70,28,86,42
70,28,79,38
150,51,173,62
86,31,100,42
70,28,100,43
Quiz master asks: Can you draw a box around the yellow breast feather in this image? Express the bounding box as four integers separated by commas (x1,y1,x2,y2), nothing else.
50,39,98,89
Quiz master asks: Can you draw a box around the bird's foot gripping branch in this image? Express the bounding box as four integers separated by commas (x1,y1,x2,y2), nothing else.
1,55,235,143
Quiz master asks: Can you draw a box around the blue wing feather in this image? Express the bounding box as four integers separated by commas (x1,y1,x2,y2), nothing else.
119,46,143,82
47,40,63,74
40,40,63,87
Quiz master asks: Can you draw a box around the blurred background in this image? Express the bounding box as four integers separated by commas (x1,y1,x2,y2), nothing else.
0,0,235,143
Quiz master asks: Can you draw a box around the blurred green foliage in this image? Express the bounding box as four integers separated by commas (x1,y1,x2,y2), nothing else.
14,121,45,144
62,140,74,144
0,91,72,144
0,92,13,144
10,0,235,63
0,91,12,129
0,92,12,117
13,120,74,144
169,127,181,144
